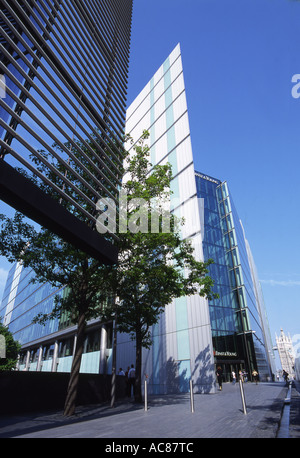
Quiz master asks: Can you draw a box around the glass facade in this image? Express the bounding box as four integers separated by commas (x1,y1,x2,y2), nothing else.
195,172,271,381
0,262,113,374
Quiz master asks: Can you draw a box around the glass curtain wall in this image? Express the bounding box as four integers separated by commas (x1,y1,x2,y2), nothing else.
195,172,270,381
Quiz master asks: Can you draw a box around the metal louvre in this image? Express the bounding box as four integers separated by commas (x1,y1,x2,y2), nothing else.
0,0,133,260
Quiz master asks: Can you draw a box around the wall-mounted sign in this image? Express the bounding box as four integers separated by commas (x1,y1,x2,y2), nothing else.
214,351,238,358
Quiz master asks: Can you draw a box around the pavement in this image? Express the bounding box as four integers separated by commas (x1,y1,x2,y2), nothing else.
0,381,299,441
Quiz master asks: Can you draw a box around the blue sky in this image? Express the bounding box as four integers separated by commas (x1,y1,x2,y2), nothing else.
0,0,299,364
125,0,300,355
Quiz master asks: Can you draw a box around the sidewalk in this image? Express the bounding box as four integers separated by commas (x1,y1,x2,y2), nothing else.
0,381,297,439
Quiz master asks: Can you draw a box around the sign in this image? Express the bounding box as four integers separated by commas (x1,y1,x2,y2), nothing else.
214,351,237,358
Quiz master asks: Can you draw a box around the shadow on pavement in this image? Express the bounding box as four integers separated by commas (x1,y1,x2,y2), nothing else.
0,393,191,438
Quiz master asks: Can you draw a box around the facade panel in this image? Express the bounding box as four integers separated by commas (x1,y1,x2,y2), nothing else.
124,44,216,394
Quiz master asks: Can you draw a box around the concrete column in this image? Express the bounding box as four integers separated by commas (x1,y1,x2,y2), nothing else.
37,345,43,371
51,341,59,372
25,350,30,371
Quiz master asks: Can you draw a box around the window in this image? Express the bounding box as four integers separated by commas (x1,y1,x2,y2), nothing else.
30,348,39,363
84,329,101,353
58,337,74,358
42,344,54,361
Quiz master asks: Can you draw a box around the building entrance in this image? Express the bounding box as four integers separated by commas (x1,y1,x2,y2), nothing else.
215,360,245,383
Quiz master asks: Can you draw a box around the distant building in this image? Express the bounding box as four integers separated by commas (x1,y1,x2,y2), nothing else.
275,329,295,378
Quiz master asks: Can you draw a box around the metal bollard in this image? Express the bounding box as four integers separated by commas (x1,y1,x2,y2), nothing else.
144,380,148,411
190,380,195,413
239,379,247,415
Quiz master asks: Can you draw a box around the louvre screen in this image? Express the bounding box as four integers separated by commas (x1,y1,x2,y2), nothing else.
0,0,133,260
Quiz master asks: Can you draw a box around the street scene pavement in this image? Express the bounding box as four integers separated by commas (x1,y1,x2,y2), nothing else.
0,381,299,440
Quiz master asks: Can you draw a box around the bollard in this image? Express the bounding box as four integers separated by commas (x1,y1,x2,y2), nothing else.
144,379,148,411
110,370,116,408
190,380,195,413
239,379,247,415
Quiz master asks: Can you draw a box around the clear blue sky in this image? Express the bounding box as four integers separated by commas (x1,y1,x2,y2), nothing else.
0,0,299,361
125,0,300,352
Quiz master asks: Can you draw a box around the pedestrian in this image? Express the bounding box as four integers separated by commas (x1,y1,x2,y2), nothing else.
216,366,223,391
252,369,259,385
282,370,289,386
231,370,236,385
118,368,125,376
128,364,136,397
239,370,244,382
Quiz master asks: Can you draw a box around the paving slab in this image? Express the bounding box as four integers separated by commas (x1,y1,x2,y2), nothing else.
0,382,296,440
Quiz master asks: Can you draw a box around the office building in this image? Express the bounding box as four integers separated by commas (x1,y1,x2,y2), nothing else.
1,44,273,393
0,0,133,261
0,0,133,370
195,172,274,381
120,43,273,391
122,44,216,394
0,260,113,373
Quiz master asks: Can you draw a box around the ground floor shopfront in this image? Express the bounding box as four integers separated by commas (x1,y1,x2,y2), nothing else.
16,319,271,393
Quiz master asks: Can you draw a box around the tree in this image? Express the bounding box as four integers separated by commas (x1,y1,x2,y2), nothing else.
0,130,217,411
0,322,21,371
0,213,113,415
97,132,217,402
0,130,123,416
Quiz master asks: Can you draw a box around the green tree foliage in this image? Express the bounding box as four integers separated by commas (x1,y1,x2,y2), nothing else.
0,130,217,411
97,131,217,402
0,322,21,371
0,130,123,416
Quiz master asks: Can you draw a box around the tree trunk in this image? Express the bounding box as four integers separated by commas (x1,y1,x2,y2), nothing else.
63,308,86,416
135,330,143,403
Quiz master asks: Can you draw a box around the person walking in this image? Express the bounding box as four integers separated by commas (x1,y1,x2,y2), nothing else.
216,366,223,391
128,364,136,397
231,370,236,385
252,369,259,385
282,370,289,386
